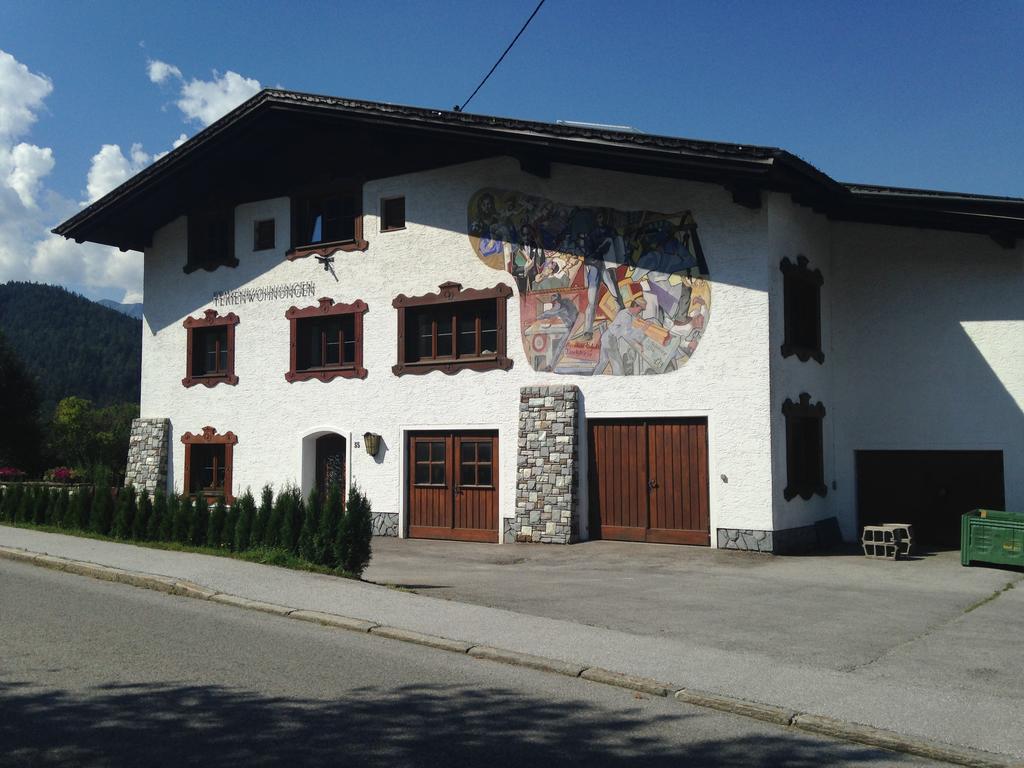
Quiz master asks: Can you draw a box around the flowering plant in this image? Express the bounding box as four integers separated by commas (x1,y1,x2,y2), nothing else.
44,466,81,484
0,467,27,482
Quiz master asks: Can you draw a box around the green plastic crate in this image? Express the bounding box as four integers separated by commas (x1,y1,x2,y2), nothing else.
961,509,1024,568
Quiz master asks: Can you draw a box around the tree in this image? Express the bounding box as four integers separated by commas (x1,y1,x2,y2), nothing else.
207,499,227,548
338,485,373,577
112,486,136,539
234,489,256,552
49,397,137,482
223,499,240,551
317,483,343,567
190,498,210,547
134,490,152,540
149,489,168,541
298,487,320,562
0,329,42,472
251,485,273,547
90,485,114,536
173,495,191,544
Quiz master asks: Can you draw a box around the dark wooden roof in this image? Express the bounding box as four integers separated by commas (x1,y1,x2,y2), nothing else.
54,89,1024,251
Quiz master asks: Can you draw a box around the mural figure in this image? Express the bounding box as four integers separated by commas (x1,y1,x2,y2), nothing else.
468,189,712,376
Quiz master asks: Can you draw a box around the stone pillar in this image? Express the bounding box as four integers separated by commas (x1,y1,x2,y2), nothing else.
514,385,579,544
125,417,170,495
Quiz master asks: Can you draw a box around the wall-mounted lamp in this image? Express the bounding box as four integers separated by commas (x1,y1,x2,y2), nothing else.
363,432,382,458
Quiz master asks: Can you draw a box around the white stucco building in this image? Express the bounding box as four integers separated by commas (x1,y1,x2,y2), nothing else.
56,90,1023,551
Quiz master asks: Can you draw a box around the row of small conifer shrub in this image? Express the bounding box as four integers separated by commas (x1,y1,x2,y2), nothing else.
0,481,373,577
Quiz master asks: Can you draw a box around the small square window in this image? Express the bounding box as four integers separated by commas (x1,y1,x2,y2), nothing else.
254,219,276,251
381,196,405,232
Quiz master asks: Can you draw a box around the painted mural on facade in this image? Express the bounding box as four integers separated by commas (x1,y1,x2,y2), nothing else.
468,189,711,375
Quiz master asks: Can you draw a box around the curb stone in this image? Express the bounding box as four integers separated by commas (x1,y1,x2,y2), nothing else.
579,667,671,697
674,689,797,727
0,543,1019,768
208,593,296,617
370,626,475,654
290,609,378,633
791,714,1019,768
467,645,586,678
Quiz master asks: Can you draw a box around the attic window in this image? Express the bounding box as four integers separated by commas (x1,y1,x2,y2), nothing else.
185,208,238,274
287,181,367,260
780,255,824,363
381,196,406,232
254,219,275,251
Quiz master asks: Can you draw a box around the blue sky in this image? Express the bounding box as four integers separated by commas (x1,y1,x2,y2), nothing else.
1,0,1022,302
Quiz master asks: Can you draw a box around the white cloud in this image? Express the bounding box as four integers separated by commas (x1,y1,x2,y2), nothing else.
3,142,54,206
0,50,53,139
86,142,152,203
147,59,182,85
177,70,261,126
0,49,142,304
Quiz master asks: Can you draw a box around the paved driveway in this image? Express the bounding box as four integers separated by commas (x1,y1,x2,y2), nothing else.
365,538,1024,701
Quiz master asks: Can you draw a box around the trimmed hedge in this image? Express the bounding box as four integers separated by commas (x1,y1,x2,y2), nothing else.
0,481,374,577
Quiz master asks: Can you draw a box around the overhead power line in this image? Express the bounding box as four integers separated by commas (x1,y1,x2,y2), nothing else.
454,0,546,113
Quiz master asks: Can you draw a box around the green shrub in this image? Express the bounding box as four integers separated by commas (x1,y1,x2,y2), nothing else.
234,489,256,552
251,485,272,547
33,486,50,525
173,495,191,544
51,488,69,528
223,500,239,551
148,489,166,541
207,499,227,548
16,485,35,523
339,485,373,577
264,488,287,549
298,487,320,562
316,483,344,567
72,485,93,530
134,490,152,540
112,486,137,539
90,486,114,535
190,498,210,547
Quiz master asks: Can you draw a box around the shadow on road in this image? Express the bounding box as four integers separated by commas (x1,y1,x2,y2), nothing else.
0,679,904,767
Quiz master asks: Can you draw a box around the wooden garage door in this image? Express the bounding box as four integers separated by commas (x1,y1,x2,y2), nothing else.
588,418,710,545
408,431,498,542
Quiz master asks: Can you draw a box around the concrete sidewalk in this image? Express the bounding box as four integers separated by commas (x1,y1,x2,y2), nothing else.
3,526,1022,762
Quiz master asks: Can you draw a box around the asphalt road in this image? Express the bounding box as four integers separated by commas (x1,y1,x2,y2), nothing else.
0,560,935,767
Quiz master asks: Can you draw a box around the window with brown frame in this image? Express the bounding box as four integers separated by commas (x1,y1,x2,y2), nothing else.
182,309,239,388
413,438,447,486
287,181,367,260
253,219,276,251
392,282,513,376
459,438,494,488
181,426,237,503
186,208,238,273
780,255,824,363
285,297,368,382
782,393,827,501
381,196,406,232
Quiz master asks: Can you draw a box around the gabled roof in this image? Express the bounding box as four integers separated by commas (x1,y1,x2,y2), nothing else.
54,89,1024,250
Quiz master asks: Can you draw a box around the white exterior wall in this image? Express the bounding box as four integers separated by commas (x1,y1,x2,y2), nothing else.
829,224,1024,533
141,157,775,542
766,194,836,533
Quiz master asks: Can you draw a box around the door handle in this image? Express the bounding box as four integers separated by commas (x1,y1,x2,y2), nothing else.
648,479,658,490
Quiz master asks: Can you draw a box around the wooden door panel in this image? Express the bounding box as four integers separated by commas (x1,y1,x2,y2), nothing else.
590,418,710,546
454,435,498,535
408,431,498,542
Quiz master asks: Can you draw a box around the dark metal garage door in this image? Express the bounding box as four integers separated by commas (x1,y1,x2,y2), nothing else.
588,418,710,545
856,450,1005,548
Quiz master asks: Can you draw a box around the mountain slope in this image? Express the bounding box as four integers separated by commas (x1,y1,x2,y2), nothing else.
98,299,144,319
0,282,141,414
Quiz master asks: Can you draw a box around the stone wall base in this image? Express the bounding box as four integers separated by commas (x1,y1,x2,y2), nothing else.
125,418,169,496
717,517,842,554
372,512,398,537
